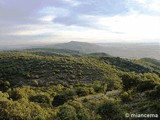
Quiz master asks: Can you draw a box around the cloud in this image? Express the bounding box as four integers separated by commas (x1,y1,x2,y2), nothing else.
63,0,82,6
96,14,160,40
53,15,94,27
0,0,160,46
127,0,160,15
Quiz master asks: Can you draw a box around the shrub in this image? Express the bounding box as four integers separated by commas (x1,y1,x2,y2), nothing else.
96,100,124,120
76,87,90,96
0,80,10,92
68,101,83,110
137,80,156,92
9,91,22,101
52,89,77,107
82,98,89,103
31,80,39,87
88,87,95,94
0,91,8,97
147,85,160,99
57,104,78,120
121,73,140,90
0,99,53,120
93,81,107,93
120,92,132,102
29,94,51,105
77,108,91,120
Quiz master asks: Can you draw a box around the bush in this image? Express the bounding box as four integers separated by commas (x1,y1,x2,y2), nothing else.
137,80,156,92
9,91,22,101
0,91,8,97
121,73,140,90
0,99,54,120
76,87,90,96
68,101,83,110
31,80,39,87
57,104,78,120
82,98,89,103
52,89,77,107
120,92,132,102
0,80,10,92
29,94,51,105
77,108,91,120
93,81,107,93
96,100,124,120
147,85,160,99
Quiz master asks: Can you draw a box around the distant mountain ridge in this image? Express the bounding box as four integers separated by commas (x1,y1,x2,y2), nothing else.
50,41,106,53
50,41,160,60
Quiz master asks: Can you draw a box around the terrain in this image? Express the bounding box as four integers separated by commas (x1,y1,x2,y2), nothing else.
2,41,159,60
0,44,160,119
51,41,160,60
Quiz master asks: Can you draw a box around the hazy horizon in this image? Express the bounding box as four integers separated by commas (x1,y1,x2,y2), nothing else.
0,0,160,47
0,40,159,49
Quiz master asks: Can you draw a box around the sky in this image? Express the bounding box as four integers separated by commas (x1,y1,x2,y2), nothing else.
0,0,160,47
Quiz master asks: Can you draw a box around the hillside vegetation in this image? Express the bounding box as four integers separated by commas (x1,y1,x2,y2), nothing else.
0,49,160,119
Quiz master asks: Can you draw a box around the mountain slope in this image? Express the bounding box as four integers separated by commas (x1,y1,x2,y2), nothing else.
51,41,106,53
0,51,120,89
47,41,160,60
0,49,160,119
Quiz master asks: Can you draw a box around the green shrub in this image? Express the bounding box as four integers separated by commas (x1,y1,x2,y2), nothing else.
52,89,77,106
29,94,51,105
137,80,156,92
77,108,91,120
0,91,9,98
57,104,78,120
76,87,90,96
0,80,10,92
9,91,22,101
0,99,54,120
121,73,140,90
147,85,160,99
82,98,89,103
120,92,132,102
93,81,107,93
96,100,124,120
31,80,39,87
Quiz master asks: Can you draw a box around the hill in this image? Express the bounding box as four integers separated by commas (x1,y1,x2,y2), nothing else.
0,49,160,119
50,41,106,53
49,41,160,60
1,41,159,60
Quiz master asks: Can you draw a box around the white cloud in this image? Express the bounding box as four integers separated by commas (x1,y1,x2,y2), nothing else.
149,1,160,12
39,7,70,17
7,12,160,43
2,0,160,44
39,15,56,22
96,14,160,40
63,0,81,6
134,0,160,13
